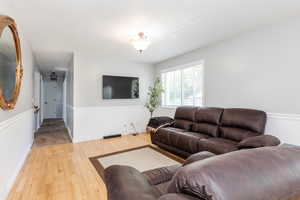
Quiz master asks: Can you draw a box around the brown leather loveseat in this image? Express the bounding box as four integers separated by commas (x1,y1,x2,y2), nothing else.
104,147,300,200
151,106,280,157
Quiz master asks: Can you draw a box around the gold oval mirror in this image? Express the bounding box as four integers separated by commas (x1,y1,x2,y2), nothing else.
0,16,23,110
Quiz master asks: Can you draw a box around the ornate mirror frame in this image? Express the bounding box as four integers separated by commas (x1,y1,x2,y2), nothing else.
0,15,23,110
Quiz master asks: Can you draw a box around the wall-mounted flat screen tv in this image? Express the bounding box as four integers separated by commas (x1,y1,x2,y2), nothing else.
102,75,139,99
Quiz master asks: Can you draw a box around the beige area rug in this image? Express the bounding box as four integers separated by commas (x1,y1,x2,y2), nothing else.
90,145,183,178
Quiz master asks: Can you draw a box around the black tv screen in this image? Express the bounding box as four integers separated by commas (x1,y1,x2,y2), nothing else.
102,75,139,99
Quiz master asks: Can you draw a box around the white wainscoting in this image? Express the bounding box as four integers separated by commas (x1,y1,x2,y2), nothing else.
0,109,34,200
73,105,151,143
155,107,300,146
266,113,300,145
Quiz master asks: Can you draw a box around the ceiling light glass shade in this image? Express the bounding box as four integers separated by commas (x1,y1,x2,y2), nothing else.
131,32,150,53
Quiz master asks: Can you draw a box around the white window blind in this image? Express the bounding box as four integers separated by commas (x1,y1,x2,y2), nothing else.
161,63,204,107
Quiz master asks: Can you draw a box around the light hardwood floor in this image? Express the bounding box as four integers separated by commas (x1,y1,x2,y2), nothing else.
7,133,151,200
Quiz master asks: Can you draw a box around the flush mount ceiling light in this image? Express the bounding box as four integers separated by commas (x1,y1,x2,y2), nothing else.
130,32,150,53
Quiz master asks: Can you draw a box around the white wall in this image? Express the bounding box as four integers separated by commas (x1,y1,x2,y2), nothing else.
0,2,37,199
155,17,300,145
72,51,154,142
156,17,300,114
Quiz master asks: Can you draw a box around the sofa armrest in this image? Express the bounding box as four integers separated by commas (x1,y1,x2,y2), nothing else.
238,135,281,149
142,165,181,185
183,151,216,166
158,193,199,200
104,165,160,200
147,117,174,129
154,121,175,133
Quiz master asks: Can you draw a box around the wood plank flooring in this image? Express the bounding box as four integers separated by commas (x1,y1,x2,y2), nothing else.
7,133,151,200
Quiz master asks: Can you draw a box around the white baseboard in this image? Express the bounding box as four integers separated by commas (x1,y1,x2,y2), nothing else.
0,109,34,200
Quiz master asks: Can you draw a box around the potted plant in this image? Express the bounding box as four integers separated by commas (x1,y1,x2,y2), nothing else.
145,77,164,118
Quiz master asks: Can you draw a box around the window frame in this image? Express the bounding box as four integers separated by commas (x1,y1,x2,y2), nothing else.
160,60,205,108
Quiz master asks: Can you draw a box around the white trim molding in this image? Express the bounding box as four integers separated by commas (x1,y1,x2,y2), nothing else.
0,109,34,200
267,113,300,121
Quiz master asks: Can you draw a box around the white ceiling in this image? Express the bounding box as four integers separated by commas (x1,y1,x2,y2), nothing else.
8,0,300,68
34,51,73,74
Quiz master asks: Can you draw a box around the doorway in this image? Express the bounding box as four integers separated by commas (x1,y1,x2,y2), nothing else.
32,71,71,149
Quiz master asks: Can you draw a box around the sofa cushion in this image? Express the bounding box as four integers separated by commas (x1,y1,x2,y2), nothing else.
183,151,216,166
170,132,211,154
220,108,267,142
142,165,181,185
221,108,266,132
174,106,197,121
219,127,261,142
238,135,281,149
154,141,191,158
156,128,210,154
191,107,223,137
174,107,197,131
174,119,193,131
155,127,185,144
198,138,238,154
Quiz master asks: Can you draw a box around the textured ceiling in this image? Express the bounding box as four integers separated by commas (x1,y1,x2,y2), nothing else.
7,0,300,70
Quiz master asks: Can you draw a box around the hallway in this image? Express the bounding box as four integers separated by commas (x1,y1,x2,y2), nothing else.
32,119,72,149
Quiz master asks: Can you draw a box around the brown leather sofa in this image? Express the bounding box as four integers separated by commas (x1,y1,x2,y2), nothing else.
151,106,280,157
104,147,300,200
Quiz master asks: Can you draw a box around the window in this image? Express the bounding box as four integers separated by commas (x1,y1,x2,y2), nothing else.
161,62,204,107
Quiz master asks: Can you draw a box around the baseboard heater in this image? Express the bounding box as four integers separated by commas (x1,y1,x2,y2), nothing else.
103,134,122,139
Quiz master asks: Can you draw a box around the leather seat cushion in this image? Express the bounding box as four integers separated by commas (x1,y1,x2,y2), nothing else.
191,123,218,137
220,126,261,142
198,138,238,154
169,132,211,153
155,127,185,144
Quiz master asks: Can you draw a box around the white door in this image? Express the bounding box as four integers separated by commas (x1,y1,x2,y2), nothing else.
43,81,63,119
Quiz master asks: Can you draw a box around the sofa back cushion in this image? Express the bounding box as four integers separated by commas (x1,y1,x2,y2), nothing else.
174,106,197,131
219,108,266,142
167,147,300,200
191,107,224,137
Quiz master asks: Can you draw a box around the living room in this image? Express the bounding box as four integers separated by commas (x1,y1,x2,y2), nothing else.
1,0,300,200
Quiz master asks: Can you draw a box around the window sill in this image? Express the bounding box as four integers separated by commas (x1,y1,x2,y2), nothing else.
159,106,178,109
